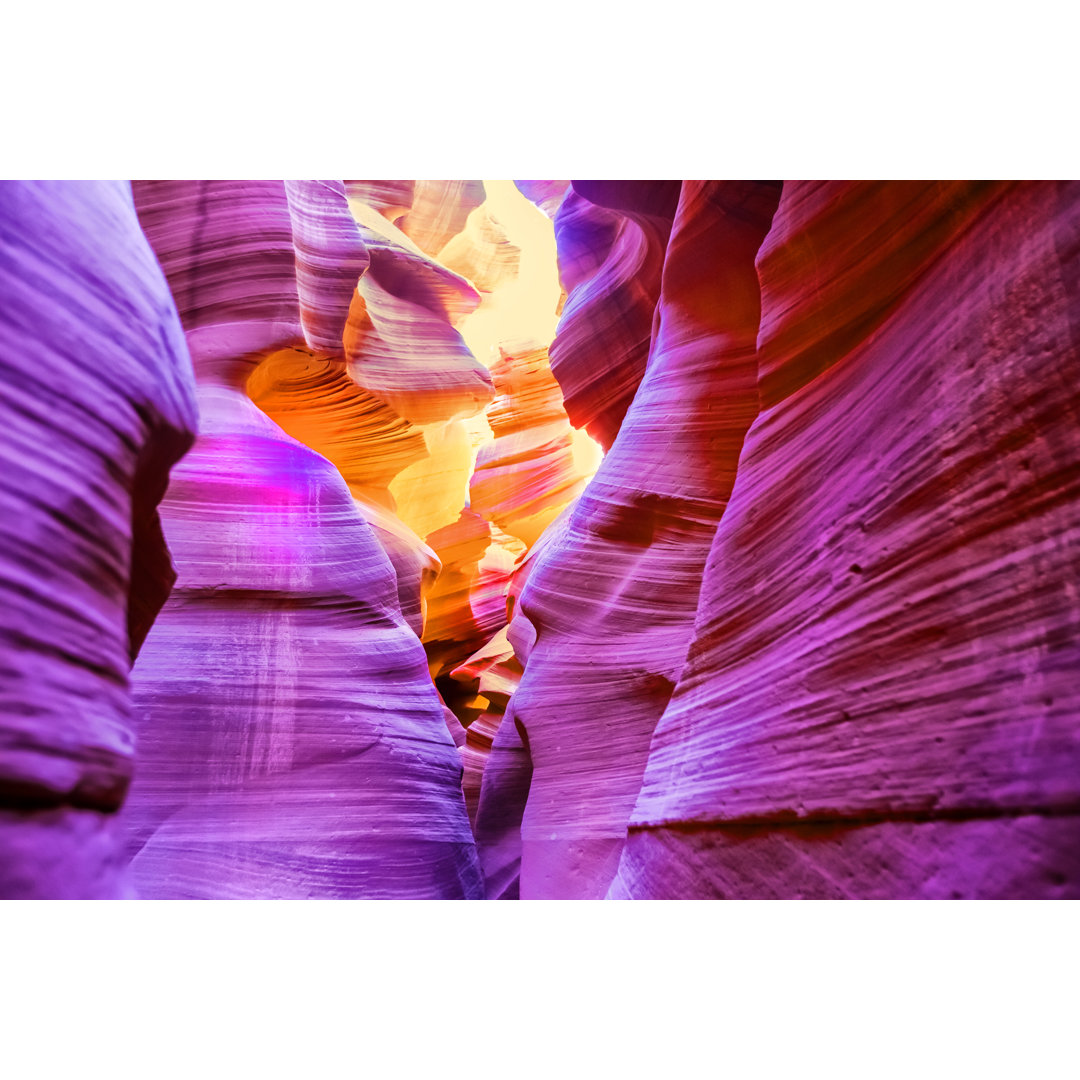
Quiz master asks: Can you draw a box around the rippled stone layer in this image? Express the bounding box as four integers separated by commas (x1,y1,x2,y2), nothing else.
285,179,370,356
470,344,596,548
0,181,198,898
344,241,492,425
127,180,482,898
248,348,428,505
449,627,523,828
614,181,1080,898
548,182,677,448
504,181,782,898
400,180,486,257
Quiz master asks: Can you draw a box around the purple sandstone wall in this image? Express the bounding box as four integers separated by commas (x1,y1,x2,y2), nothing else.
0,181,198,898
2,179,1077,900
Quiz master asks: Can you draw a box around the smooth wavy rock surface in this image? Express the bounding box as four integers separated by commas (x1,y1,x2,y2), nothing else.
514,180,571,218
343,180,415,222
505,181,782,898
449,626,523,827
0,181,197,898
399,180,485,257
613,180,1080,899
126,180,482,898
247,346,436,637
469,344,595,548
422,511,523,681
131,181,303,368
344,243,492,426
548,183,676,449
285,180,370,356
248,347,429,506
438,204,520,296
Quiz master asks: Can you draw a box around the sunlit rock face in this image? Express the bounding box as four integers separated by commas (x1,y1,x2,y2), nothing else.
399,180,486,257
0,181,197,899
7,177,1077,903
470,343,598,549
514,180,571,219
447,626,523,829
125,180,482,899
497,181,783,899
611,181,1080,899
547,182,680,449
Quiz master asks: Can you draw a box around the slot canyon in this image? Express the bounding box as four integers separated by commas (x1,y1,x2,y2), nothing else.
1,178,1078,900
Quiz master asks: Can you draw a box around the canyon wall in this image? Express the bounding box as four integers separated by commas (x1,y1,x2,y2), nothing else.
0,181,198,898
478,179,1080,900
121,180,488,898
485,181,782,898
609,181,1080,898
608,181,1080,898
2,179,1077,900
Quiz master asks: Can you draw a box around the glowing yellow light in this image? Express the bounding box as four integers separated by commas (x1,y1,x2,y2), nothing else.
457,180,562,366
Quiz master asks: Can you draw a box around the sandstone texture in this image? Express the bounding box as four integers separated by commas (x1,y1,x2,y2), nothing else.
124,181,483,898
546,182,679,449
0,181,197,898
3,178,1077,902
499,181,782,898
612,181,1080,898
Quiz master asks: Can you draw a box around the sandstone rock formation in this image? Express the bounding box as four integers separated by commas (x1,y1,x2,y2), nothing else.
547,182,679,449
124,180,482,898
469,344,598,549
4,178,1077,902
0,181,198,899
612,181,1080,899
490,181,782,898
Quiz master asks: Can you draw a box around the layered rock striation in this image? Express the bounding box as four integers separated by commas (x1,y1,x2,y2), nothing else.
612,181,1080,898
0,181,198,899
124,180,483,898
4,178,1078,902
483,181,782,899
546,182,679,449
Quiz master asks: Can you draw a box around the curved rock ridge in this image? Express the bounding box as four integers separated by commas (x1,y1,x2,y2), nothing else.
448,626,523,828
399,180,486,257
246,346,437,637
514,180,571,218
547,182,678,449
0,181,198,898
504,181,782,899
469,344,599,548
126,180,482,898
248,347,428,508
613,180,1080,899
285,180,370,356
552,191,621,294
347,200,482,322
438,203,521,297
130,181,303,368
344,242,493,426
422,510,524,682
343,180,415,223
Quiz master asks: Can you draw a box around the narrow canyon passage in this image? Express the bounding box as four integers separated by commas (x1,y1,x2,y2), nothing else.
1,180,1078,899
